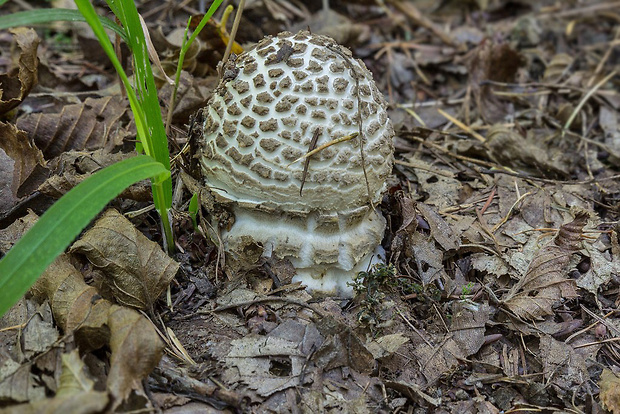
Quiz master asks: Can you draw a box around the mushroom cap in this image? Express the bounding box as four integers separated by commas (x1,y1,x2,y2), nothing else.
199,30,394,216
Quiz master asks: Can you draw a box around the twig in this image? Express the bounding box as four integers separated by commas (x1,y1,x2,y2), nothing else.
288,132,358,167
300,128,320,196
209,297,327,318
221,0,245,65
563,70,617,136
437,108,486,143
384,0,458,48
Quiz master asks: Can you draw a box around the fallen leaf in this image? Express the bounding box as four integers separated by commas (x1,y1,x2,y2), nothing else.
223,334,305,397
539,335,589,395
1,212,164,408
107,305,164,406
450,301,489,357
16,96,130,160
0,28,39,115
38,150,152,202
577,236,620,297
417,202,459,251
4,350,109,414
502,213,587,320
599,369,620,414
467,40,525,122
485,126,569,178
57,350,95,396
384,380,441,407
70,209,179,311
366,333,409,359
314,315,375,374
0,122,48,201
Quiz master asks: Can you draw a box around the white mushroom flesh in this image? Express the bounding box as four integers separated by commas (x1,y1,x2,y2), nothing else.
200,30,394,295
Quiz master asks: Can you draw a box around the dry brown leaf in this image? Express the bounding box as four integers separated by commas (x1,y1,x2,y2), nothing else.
1,212,164,408
417,202,459,251
485,126,569,178
107,305,164,406
5,350,108,414
366,333,409,360
502,213,587,320
16,96,129,160
314,315,375,374
38,150,152,202
70,209,179,311
539,335,589,395
600,369,620,414
223,334,306,397
450,301,490,357
0,28,39,115
0,122,47,202
467,40,524,123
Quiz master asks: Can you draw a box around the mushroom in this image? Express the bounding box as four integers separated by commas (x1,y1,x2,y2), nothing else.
199,30,394,295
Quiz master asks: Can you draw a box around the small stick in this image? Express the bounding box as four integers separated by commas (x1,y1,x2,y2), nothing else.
300,129,320,196
288,132,358,167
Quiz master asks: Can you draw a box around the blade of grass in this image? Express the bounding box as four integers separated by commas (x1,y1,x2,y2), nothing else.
0,155,169,317
165,0,224,133
0,9,127,42
75,0,174,251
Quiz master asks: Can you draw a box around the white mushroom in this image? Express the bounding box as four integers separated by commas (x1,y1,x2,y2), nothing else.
199,30,394,296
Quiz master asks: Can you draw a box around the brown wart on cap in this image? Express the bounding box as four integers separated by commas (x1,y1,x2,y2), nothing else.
199,30,394,296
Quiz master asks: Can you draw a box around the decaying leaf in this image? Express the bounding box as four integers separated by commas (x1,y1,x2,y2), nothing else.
38,150,152,202
502,213,587,320
107,305,164,406
70,209,179,311
0,28,39,115
0,299,51,404
450,301,490,357
314,315,375,374
3,350,109,414
16,96,130,160
417,202,459,251
384,380,441,407
0,122,47,202
577,235,620,297
485,126,569,178
366,333,409,360
1,211,165,407
539,335,589,396
223,334,306,397
410,231,447,286
467,40,524,122
599,369,620,414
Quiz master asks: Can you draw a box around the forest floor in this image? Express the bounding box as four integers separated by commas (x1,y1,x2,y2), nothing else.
1,0,620,413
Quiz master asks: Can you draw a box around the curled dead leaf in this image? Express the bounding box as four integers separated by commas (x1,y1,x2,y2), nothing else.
0,212,165,408
0,122,48,213
0,28,39,115
502,213,588,320
70,209,179,311
107,305,164,406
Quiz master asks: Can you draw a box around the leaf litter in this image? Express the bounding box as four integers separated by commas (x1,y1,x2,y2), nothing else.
0,0,619,412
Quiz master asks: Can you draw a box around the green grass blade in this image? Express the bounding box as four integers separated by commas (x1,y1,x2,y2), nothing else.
73,0,149,154
0,155,169,317
0,9,127,42
111,0,172,192
74,0,174,249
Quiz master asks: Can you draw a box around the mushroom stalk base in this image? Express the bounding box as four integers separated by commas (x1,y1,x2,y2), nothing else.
223,206,386,297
